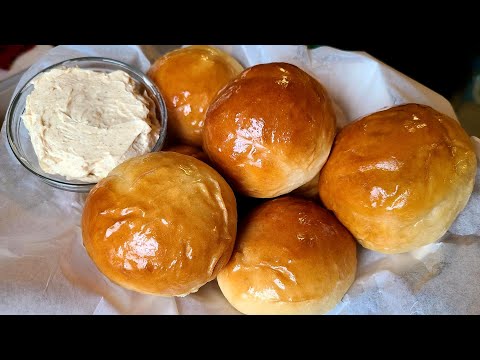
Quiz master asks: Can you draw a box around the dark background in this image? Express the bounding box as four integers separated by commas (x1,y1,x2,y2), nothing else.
370,49,476,100
307,44,478,101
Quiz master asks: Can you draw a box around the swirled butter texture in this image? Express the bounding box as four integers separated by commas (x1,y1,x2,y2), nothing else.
22,68,159,182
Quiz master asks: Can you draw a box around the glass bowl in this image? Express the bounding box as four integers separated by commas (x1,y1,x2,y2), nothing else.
5,57,167,192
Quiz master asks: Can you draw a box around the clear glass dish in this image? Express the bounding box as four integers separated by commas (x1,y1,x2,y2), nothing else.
5,57,168,192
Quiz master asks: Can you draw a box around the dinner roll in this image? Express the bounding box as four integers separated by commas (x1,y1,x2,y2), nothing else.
203,62,336,198
319,103,477,254
217,196,357,315
82,152,237,296
147,46,243,147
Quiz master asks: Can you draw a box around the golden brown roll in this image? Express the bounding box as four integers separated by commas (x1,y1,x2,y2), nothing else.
319,103,477,254
163,144,210,164
82,152,237,296
217,196,357,315
147,46,243,147
203,62,336,198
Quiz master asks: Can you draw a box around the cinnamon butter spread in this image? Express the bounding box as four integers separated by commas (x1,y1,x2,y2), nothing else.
22,67,160,182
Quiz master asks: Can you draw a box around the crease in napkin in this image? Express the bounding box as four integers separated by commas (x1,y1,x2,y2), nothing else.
0,45,478,315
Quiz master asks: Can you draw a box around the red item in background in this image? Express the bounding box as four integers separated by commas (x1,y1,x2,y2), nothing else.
0,45,35,70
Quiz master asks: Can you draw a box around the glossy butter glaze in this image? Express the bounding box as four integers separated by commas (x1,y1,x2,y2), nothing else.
319,104,477,254
217,196,356,315
148,46,243,147
82,152,237,296
203,63,336,198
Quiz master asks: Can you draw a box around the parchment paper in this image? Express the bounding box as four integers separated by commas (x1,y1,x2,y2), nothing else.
1,45,479,314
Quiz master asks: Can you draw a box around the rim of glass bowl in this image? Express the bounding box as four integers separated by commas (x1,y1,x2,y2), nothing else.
5,56,168,192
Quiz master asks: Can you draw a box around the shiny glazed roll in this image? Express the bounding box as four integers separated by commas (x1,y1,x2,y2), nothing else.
203,62,336,198
82,152,237,296
319,103,477,254
147,46,243,147
217,196,357,315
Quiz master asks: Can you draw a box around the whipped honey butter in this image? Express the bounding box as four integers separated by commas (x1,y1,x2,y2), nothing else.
22,67,160,182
